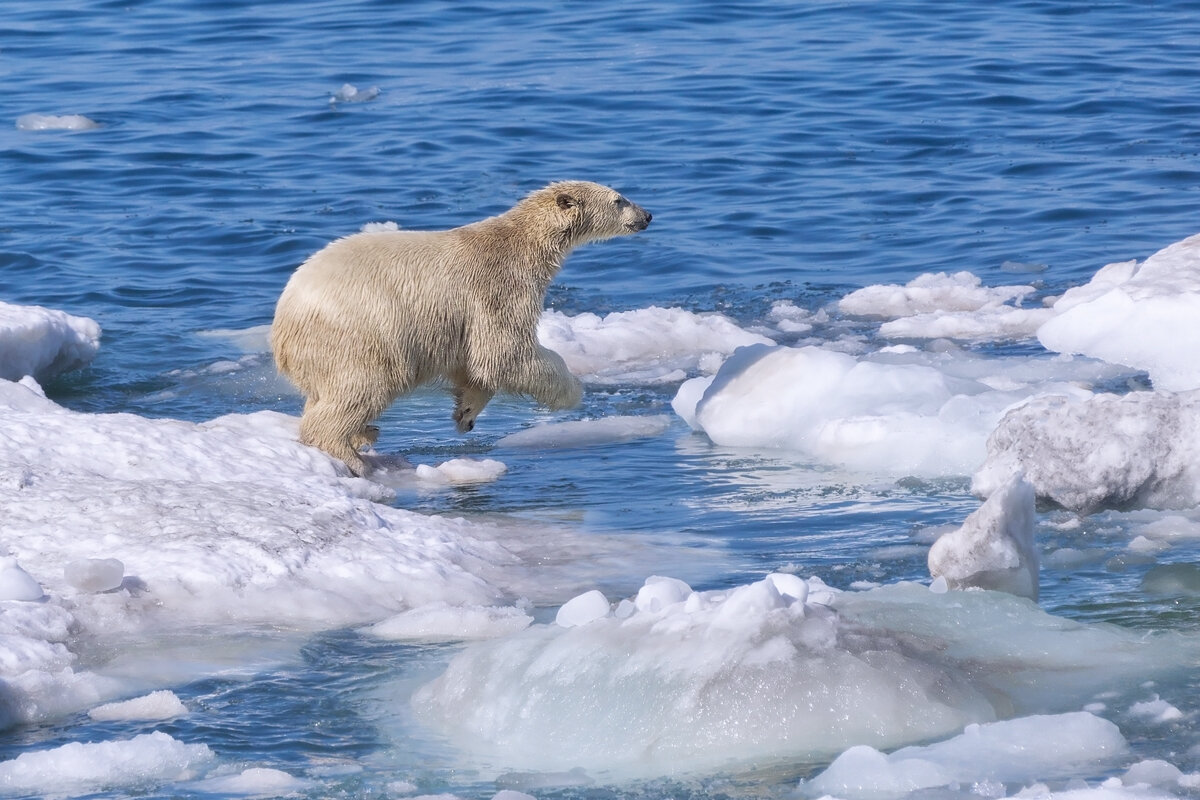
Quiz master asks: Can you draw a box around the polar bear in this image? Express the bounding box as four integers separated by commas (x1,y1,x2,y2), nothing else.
270,181,652,475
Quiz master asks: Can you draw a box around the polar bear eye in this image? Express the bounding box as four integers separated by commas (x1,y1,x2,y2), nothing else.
612,197,624,206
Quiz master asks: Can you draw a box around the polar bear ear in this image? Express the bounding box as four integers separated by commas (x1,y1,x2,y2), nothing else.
555,192,579,210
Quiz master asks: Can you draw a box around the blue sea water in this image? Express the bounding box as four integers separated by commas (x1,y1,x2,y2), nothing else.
3,0,1200,797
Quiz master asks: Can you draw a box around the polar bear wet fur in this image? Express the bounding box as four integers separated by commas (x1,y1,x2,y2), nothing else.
271,180,652,475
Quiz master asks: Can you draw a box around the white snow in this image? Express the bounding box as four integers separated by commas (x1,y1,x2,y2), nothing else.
928,473,1039,600
496,415,672,449
88,690,188,722
413,576,1193,779
0,301,101,382
800,712,1127,800
15,113,100,131
0,731,213,796
974,390,1200,513
1038,233,1200,391
538,306,772,384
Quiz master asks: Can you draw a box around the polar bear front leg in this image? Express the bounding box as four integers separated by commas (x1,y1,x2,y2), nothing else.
453,384,494,433
512,345,582,410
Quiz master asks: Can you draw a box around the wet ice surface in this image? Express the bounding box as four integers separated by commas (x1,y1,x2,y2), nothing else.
4,234,1200,799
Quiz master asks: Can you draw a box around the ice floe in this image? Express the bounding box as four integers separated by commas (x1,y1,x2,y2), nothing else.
413,575,1195,779
496,415,672,449
1038,233,1200,392
0,301,101,382
15,112,100,131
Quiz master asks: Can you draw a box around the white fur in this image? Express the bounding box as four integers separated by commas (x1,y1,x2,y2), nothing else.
270,181,651,474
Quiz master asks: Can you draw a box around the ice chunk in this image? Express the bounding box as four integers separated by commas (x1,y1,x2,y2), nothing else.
414,458,508,485
1038,233,1200,391
64,558,125,593
415,577,1195,779
88,690,188,722
366,602,532,642
839,271,1035,318
0,301,101,382
538,307,771,385
800,712,1128,799
330,83,380,103
1128,695,1184,724
186,766,312,795
634,576,692,613
16,113,100,131
0,731,214,795
554,590,611,628
497,415,671,449
929,474,1039,600
676,343,1015,477
974,390,1200,513
0,558,43,601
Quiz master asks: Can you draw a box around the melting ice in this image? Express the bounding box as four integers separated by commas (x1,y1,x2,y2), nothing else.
4,234,1200,797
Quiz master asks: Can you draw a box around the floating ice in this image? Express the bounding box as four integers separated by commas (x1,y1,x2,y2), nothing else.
366,602,532,642
414,458,508,485
88,690,188,722
800,712,1127,800
0,731,214,796
1039,234,1200,391
974,390,1200,514
0,301,101,382
185,766,312,795
15,113,100,131
839,271,1036,318
414,576,1192,779
553,589,611,628
330,83,380,103
496,415,671,449
538,307,771,384
929,473,1039,600
673,343,1070,477
1128,696,1184,725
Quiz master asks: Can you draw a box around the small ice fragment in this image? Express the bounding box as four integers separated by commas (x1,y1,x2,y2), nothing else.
765,572,809,605
0,557,43,601
555,590,610,628
16,113,100,131
64,558,125,593
88,690,188,722
331,83,380,103
929,576,949,594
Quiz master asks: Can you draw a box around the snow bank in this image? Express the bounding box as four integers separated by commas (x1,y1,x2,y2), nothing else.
800,712,1127,799
538,307,771,384
1038,233,1200,391
673,344,1097,478
0,732,213,796
0,301,101,381
974,390,1200,514
15,113,100,131
496,415,672,449
929,474,1039,600
413,576,1193,779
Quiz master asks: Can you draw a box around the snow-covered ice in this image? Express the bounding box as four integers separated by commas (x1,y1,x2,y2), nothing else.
0,732,213,796
413,576,1195,779
929,473,1039,600
974,390,1200,513
1038,233,1200,392
538,306,772,384
0,301,101,382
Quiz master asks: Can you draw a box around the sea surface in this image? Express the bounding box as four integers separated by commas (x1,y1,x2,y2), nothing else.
3,0,1200,798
